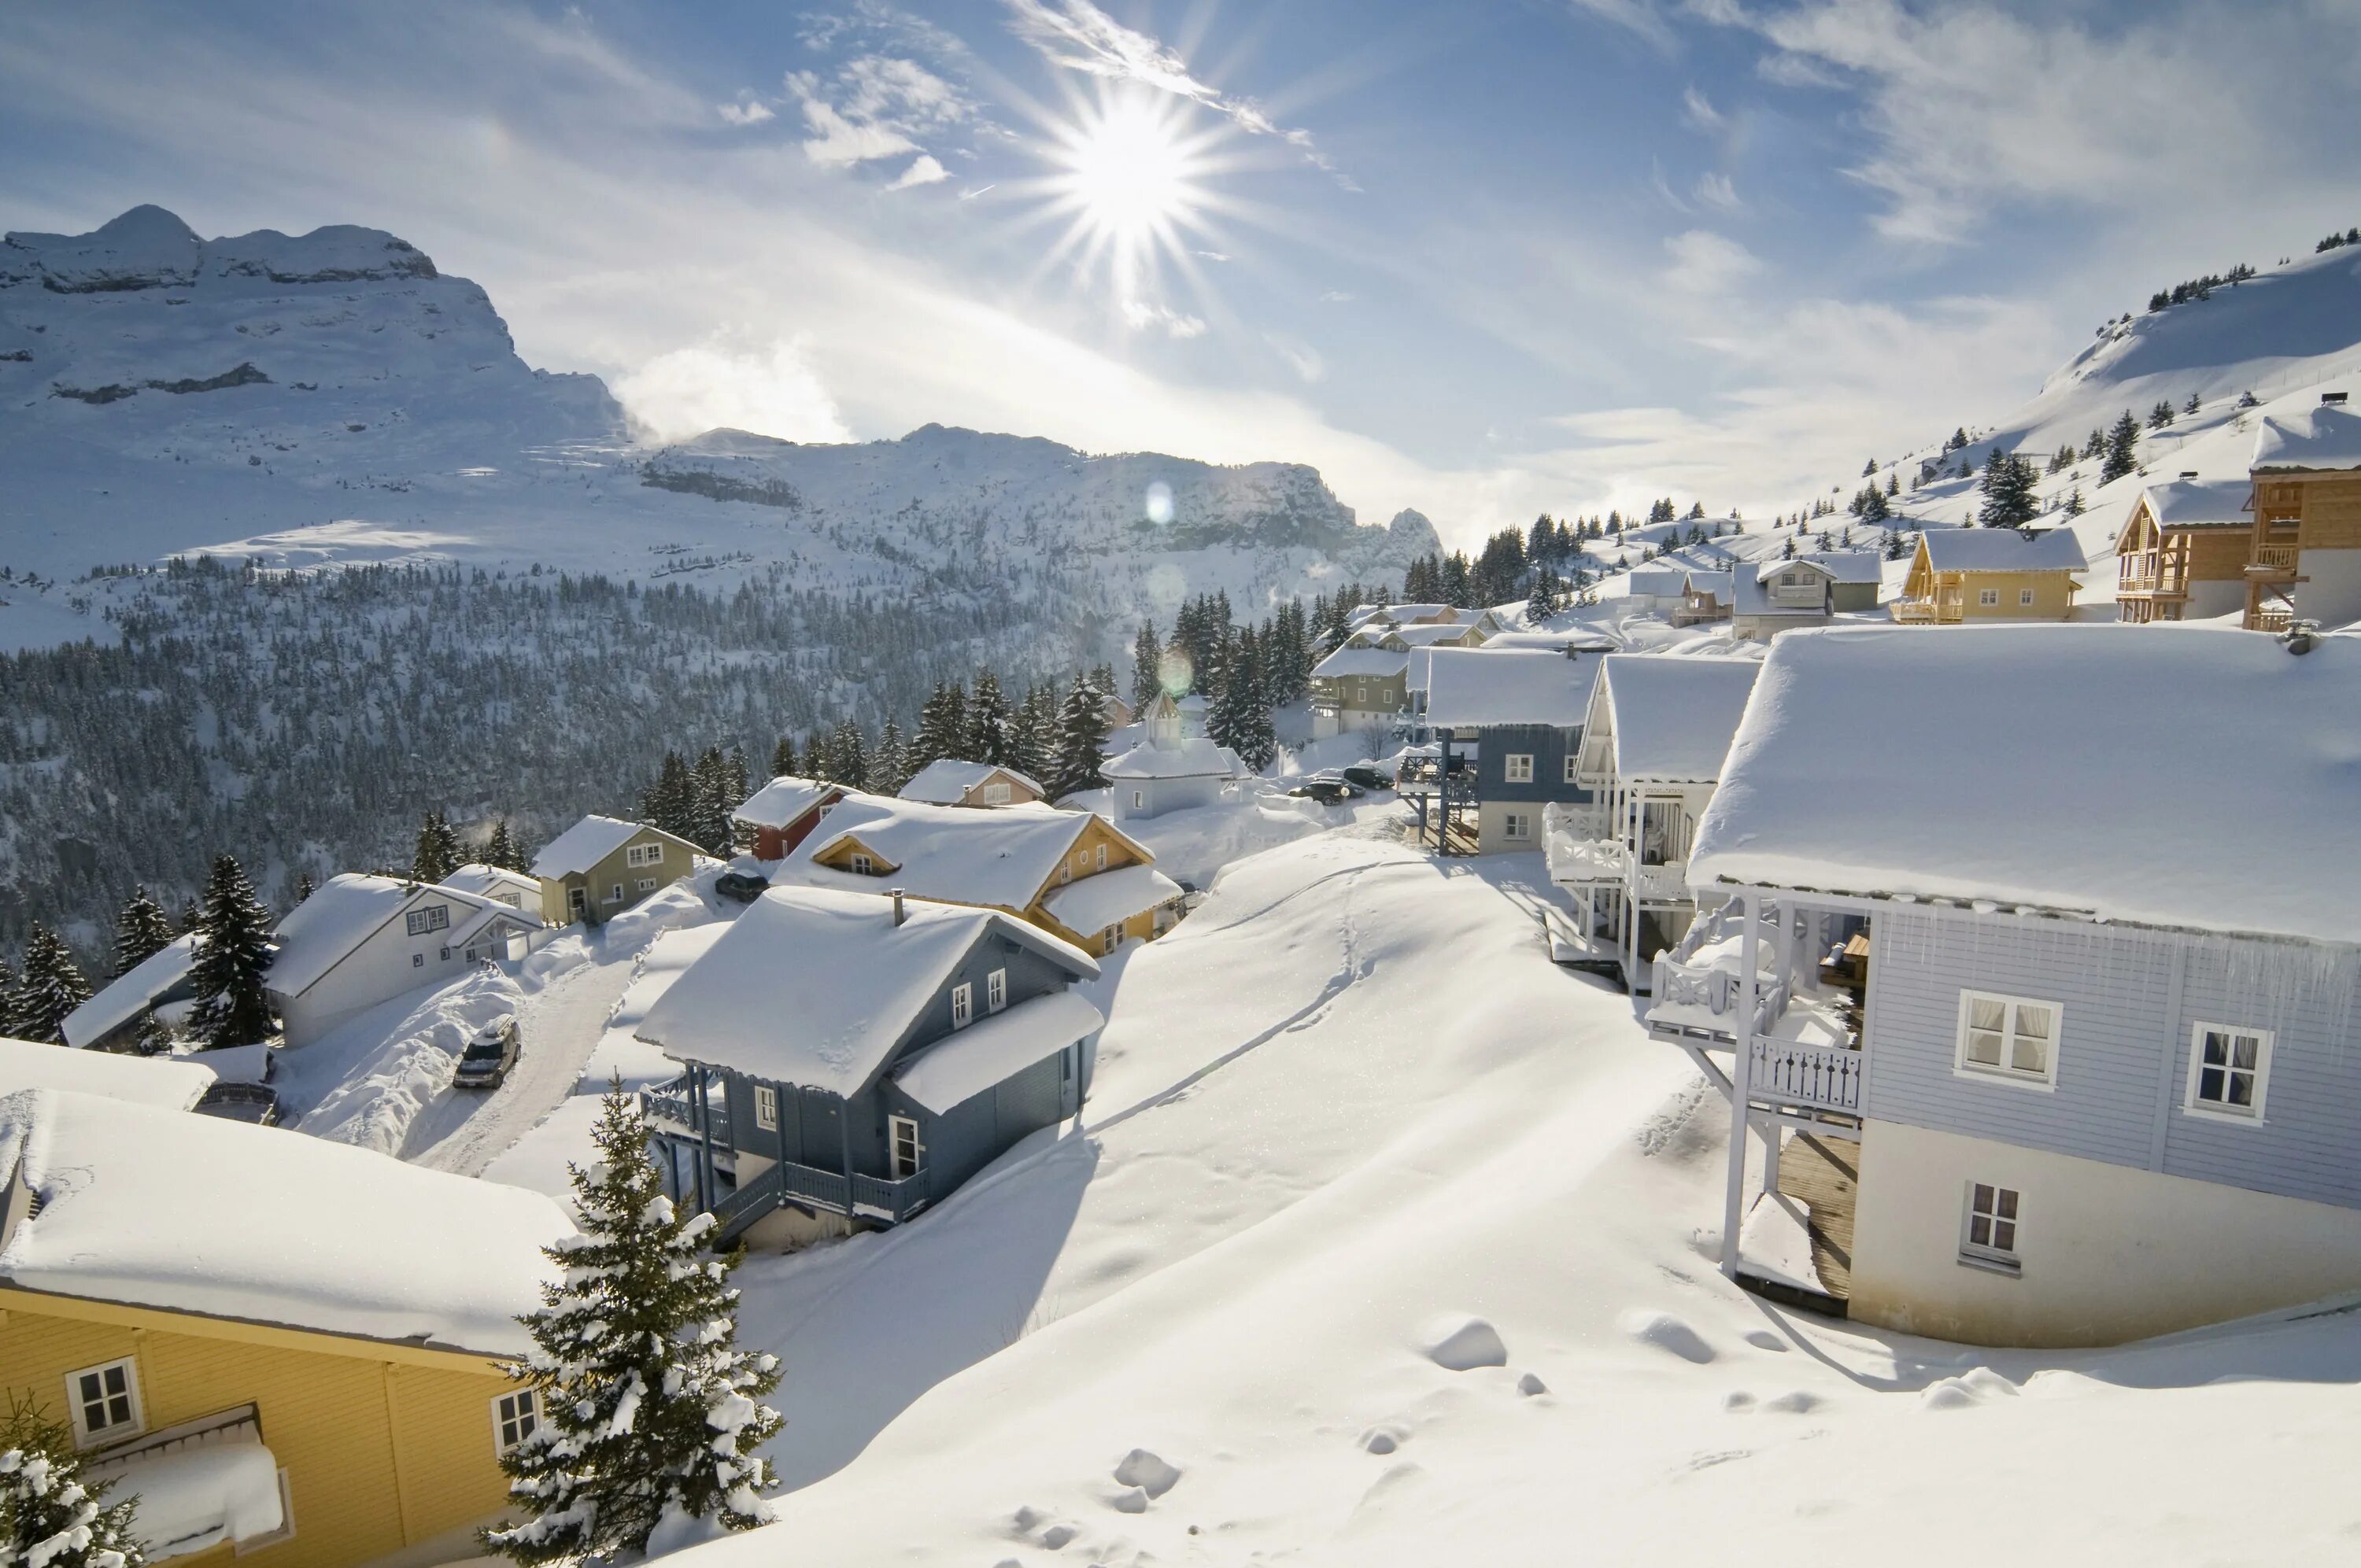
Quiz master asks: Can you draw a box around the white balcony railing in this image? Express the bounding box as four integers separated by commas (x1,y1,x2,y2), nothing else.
1746,1038,1863,1114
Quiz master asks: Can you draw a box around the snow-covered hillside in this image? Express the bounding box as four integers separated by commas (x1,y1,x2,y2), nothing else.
0,206,1434,651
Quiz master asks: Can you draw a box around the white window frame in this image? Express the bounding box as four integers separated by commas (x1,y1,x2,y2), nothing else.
848,852,875,876
1102,924,1122,955
753,1084,778,1131
1563,755,1580,784
635,876,658,894
1953,990,2060,1090
1132,790,1146,810
888,1114,922,1179
2018,587,2035,607
491,1389,540,1456
987,968,1007,1013
626,842,664,869
2184,1022,2272,1123
1978,587,2001,607
1959,1181,2023,1274
1095,844,1108,871
607,883,625,904
1502,810,1532,842
1504,753,1535,784
405,903,450,936
981,780,1011,805
951,982,973,1029
66,1358,143,1448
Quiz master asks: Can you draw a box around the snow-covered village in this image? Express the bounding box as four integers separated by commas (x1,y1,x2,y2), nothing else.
4,3,2361,1565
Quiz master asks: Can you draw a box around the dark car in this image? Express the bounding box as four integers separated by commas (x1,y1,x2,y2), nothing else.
1339,763,1395,791
1288,774,1365,804
715,870,771,904
455,1016,522,1089
194,1081,282,1127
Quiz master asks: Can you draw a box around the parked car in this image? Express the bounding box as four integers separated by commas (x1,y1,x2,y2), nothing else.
1288,775,1365,804
1339,763,1395,791
454,1017,521,1089
194,1081,281,1127
714,870,771,904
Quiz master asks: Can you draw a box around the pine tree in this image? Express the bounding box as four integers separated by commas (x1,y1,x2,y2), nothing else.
2182,390,2201,416
113,888,174,978
770,735,797,779
1048,677,1108,799
968,670,1014,766
867,718,910,795
910,681,967,773
689,749,735,855
1860,485,1892,523
0,960,15,1039
1524,565,1559,625
7,928,91,1046
1978,451,2041,529
1,1397,147,1568
1130,624,1163,710
483,820,524,873
2148,399,2175,430
412,810,460,885
2101,411,2142,484
292,872,316,906
486,1084,780,1565
641,751,696,839
189,854,276,1050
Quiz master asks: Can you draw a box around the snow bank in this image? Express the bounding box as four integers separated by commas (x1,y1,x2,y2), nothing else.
108,1440,285,1559
0,1035,213,1109
283,967,523,1155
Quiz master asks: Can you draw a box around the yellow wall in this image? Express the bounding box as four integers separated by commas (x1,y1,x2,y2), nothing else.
0,1293,515,1568
811,814,1167,953
539,827,697,924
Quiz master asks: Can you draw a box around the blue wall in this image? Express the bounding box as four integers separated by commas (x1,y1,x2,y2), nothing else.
1454,722,1591,806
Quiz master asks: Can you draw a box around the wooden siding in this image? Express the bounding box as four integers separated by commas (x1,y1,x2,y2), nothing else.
1864,906,2361,1211
538,827,697,924
0,1295,512,1568
1457,722,1590,806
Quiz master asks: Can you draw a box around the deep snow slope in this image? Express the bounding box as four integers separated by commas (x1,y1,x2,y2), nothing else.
676,830,2361,1566
0,206,1433,648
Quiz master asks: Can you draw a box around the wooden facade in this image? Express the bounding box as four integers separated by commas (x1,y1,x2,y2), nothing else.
1892,540,2078,624
807,813,1163,952
2113,493,2252,624
2243,470,2361,631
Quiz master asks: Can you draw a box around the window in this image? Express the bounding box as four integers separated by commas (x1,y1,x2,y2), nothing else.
1563,755,1580,784
2185,1024,2272,1121
889,1116,922,1179
635,876,658,894
569,887,587,917
1502,811,1532,842
67,1360,142,1447
753,1084,778,1131
607,884,625,904
438,946,450,961
1132,790,1146,810
1979,588,2001,607
982,781,1011,804
493,1390,539,1455
1955,991,2060,1088
2018,588,2035,607
849,852,875,876
951,983,973,1029
412,952,424,968
1960,1182,2023,1272
1102,925,1122,954
626,842,664,868
1095,844,1107,871
1504,753,1535,784
987,968,1007,1013
405,903,450,936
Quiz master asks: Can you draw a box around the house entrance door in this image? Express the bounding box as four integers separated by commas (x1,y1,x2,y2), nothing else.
889,1115,922,1179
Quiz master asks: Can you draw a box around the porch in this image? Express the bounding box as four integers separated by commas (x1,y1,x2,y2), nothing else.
641,1071,933,1246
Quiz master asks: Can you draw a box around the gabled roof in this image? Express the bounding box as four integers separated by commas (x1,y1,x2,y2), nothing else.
2137,478,2252,531
1379,622,1483,648
2251,401,2361,473
787,795,1151,913
1424,647,1605,730
1689,625,2361,944
733,776,846,830
1683,569,1734,603
898,758,1044,805
1731,560,1840,618
0,1087,570,1356
1798,551,1884,585
633,886,1098,1093
1040,864,1185,935
438,863,539,903
269,874,534,998
1311,646,1410,680
1099,736,1236,780
61,932,199,1050
530,814,689,879
1594,654,1762,781
1918,527,2086,573
1624,566,1690,597
0,1036,215,1110
1347,601,1452,627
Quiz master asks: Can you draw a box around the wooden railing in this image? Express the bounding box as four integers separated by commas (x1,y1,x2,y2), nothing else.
2252,601,2294,634
1651,957,1790,1037
642,1076,729,1147
1746,1039,1863,1114
711,1154,932,1244
2249,543,2301,574
1893,592,1963,625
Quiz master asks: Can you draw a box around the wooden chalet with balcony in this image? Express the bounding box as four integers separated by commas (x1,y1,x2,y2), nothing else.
2244,397,2361,632
1891,528,2084,624
2114,476,2256,623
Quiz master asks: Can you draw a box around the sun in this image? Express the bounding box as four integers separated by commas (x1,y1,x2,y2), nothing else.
1059,95,1194,245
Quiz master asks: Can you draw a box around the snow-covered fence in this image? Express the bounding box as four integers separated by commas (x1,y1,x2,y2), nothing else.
1746,1038,1863,1115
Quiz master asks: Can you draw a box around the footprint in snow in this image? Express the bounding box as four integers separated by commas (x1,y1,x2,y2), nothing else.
1112,1448,1182,1499
1920,1367,2019,1410
1761,1389,1820,1414
1743,1329,1787,1352
1619,1308,1716,1364
1358,1423,1407,1455
1421,1313,1508,1371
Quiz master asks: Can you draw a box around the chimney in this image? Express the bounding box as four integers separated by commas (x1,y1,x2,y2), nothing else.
2178,470,2199,481
891,887,907,926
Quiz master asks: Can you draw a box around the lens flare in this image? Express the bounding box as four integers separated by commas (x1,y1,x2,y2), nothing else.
1144,481,1175,524
1157,648,1194,696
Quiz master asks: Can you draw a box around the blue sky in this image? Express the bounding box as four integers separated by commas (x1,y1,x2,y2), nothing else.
3,0,2357,544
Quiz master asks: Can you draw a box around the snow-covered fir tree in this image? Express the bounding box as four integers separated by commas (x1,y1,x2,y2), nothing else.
482,820,525,873
1048,676,1107,800
1,1400,146,1568
867,718,910,795
1129,624,1162,710
412,810,460,884
188,854,275,1050
2101,410,2142,483
968,671,1014,767
486,1085,781,1565
1978,450,2042,529
112,887,174,978
6,928,91,1045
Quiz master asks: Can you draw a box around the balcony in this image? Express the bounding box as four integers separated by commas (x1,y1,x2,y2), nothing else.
1539,826,1689,902
2248,542,2301,577
641,1075,730,1147
1890,592,1962,625
712,1154,930,1244
1746,1038,1864,1116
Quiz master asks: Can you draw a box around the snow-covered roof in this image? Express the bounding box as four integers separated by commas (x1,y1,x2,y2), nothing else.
733,775,844,830
269,874,530,998
0,1035,216,1109
109,1437,285,1560
1731,561,1842,618
898,758,1043,805
1312,646,1410,680
1041,864,1186,935
1689,625,2361,944
2137,478,2252,531
438,862,539,903
1799,552,1884,585
2251,402,2361,473
1378,622,1482,648
789,795,1148,913
1918,528,2086,572
1099,737,1234,780
1347,601,1452,627
1595,655,1762,781
892,991,1106,1116
1683,569,1735,603
530,813,667,878
61,932,199,1050
633,886,1096,1093
1424,647,1605,730
1624,566,1690,597
0,1087,569,1356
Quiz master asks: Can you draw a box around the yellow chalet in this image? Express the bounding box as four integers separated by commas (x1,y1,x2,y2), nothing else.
0,1087,572,1568
1891,526,2085,624
2114,477,2256,623
784,793,1183,954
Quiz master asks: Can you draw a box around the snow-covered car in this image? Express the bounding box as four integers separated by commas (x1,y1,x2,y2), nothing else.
714,870,771,904
454,1017,521,1089
193,1081,282,1127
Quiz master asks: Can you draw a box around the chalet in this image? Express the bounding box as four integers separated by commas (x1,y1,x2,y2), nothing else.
1800,551,1883,611
2244,398,2361,630
732,775,848,861
269,874,541,1049
633,887,1103,1249
1891,528,2084,623
1730,553,1883,641
1620,565,1691,614
1681,625,2361,1347
1308,642,1410,739
435,862,539,910
1546,654,1761,986
1102,694,1239,821
1672,568,1734,626
1420,647,1605,854
61,932,201,1052
0,1087,570,1568
1342,601,1485,633
530,814,702,924
897,759,1046,810
783,795,1181,954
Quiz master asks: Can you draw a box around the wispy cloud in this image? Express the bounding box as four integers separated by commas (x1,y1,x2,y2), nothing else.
788,51,970,169
1121,298,1207,338
1661,228,1759,293
717,94,775,127
1680,84,1722,130
1693,171,1739,211
1319,290,1354,304
1264,333,1325,383
1564,0,1678,53
888,153,948,190
1001,0,1354,188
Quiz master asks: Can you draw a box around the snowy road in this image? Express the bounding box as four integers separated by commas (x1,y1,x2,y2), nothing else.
409,956,635,1176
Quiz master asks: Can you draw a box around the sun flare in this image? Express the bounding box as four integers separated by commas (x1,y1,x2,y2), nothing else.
1062,96,1193,243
